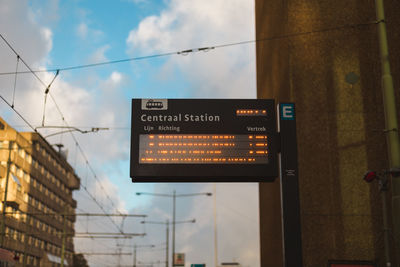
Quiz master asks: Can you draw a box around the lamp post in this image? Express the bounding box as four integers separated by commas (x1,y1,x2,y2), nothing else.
374,0,400,264
140,220,169,267
136,191,212,267
133,244,155,267
0,141,12,248
141,219,195,267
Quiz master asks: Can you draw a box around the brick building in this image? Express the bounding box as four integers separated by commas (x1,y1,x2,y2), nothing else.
255,0,400,266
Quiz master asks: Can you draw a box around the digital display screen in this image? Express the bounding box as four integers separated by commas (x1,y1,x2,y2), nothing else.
139,134,269,164
130,99,278,182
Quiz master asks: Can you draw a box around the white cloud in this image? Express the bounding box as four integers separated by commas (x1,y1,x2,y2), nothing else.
1,1,260,266
125,182,260,267
126,0,256,98
77,22,89,39
179,183,260,267
0,0,53,68
76,21,104,41
0,4,130,264
88,44,111,63
124,2,260,265
129,0,149,4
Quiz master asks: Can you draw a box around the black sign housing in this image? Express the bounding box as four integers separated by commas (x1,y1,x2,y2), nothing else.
130,99,278,182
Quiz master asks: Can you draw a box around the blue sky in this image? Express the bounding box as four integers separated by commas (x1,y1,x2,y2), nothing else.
0,0,259,266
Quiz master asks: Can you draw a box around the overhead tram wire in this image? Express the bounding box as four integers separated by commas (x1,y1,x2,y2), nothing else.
0,94,37,132
0,33,64,120
0,20,377,76
11,55,20,108
0,19,377,237
0,36,116,213
0,34,125,234
0,33,123,214
0,115,125,234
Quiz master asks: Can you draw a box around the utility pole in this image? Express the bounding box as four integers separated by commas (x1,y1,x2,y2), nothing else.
133,244,136,267
172,190,176,267
60,207,67,267
375,0,400,265
0,141,12,248
139,220,169,267
136,191,211,267
213,184,218,267
131,243,155,267
166,220,169,267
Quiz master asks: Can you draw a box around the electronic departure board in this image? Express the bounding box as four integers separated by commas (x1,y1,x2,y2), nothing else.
130,99,278,182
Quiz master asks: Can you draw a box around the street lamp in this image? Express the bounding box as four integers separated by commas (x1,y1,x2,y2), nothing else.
117,243,155,267
136,191,212,267
141,219,196,267
133,244,155,267
141,220,169,267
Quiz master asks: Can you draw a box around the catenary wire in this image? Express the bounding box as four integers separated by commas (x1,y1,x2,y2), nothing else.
0,37,125,235
0,21,377,76
11,55,19,107
0,19,379,243
0,94,125,234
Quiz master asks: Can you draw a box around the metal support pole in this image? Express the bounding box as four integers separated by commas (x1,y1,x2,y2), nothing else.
380,174,392,267
133,244,137,267
213,183,218,267
172,190,176,267
22,229,29,266
375,0,400,264
0,141,12,248
166,220,169,267
60,209,67,267
278,103,303,266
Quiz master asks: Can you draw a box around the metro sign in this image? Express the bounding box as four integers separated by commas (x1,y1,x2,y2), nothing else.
130,99,279,182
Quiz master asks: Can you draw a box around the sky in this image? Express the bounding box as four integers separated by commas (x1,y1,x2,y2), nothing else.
0,0,259,266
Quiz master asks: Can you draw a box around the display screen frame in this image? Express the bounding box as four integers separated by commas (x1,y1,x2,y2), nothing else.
130,99,279,182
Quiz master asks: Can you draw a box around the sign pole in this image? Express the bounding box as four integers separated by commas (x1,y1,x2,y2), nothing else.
278,103,303,266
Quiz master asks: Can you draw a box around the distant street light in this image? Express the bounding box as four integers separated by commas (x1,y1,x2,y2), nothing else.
136,191,212,267
117,243,155,267
141,219,194,267
133,244,155,267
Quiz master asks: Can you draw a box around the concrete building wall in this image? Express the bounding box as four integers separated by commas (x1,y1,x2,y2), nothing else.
0,117,80,266
256,1,400,266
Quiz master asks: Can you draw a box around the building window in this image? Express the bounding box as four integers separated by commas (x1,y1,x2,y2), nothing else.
18,147,25,158
27,153,32,163
10,164,16,173
17,168,23,177
23,172,30,183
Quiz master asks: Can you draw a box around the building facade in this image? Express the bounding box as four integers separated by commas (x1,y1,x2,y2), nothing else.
256,0,400,266
0,117,80,266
